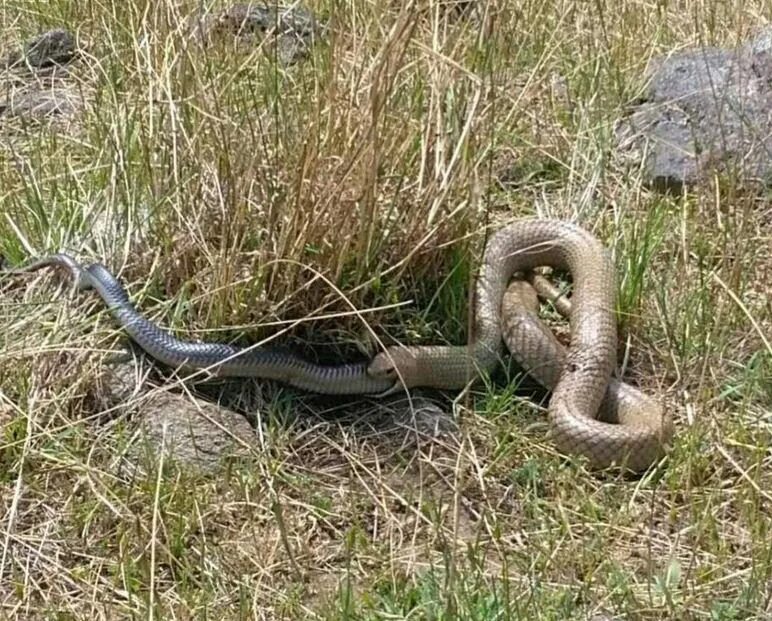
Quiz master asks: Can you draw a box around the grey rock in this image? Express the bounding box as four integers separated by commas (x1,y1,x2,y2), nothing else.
618,103,699,192
360,395,458,439
616,27,772,191
194,3,322,65
276,32,309,66
217,3,318,39
396,397,458,437
96,358,152,404
4,29,79,69
745,27,772,56
97,360,259,473
643,47,739,102
0,86,81,119
133,391,259,472
214,2,275,31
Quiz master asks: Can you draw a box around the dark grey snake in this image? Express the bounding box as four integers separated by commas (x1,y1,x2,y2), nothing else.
4,254,394,395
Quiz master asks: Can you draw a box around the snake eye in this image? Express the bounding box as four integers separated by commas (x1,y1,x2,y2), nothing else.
381,365,399,379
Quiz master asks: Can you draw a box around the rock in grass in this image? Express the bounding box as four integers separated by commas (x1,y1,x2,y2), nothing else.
390,396,458,437
98,362,259,473
3,29,79,69
133,392,259,472
1,29,84,120
192,3,322,65
616,28,772,192
0,86,81,119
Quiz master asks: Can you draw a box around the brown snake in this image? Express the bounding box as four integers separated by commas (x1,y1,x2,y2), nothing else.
368,219,674,471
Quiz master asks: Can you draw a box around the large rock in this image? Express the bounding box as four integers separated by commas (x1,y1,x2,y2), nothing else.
616,29,772,192
1,29,83,121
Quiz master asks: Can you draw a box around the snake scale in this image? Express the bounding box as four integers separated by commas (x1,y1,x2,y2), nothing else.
4,219,673,471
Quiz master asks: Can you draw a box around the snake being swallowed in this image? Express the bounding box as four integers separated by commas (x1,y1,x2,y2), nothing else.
368,219,674,471
3,254,394,395
4,219,673,471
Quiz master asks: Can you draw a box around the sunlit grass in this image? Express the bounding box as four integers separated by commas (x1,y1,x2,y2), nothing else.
0,0,770,618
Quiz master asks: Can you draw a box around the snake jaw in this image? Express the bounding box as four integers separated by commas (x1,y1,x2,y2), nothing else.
367,347,421,391
372,382,404,398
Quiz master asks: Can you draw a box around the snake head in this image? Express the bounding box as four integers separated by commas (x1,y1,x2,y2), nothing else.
367,346,422,394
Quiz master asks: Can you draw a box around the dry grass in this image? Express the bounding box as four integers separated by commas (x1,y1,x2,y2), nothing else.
1,0,771,619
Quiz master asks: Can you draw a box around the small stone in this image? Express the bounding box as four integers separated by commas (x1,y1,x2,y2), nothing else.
133,391,259,472
96,360,150,404
745,26,772,56
276,32,309,66
382,395,458,438
97,360,259,473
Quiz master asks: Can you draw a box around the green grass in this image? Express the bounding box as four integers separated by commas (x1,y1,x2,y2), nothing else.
1,0,771,619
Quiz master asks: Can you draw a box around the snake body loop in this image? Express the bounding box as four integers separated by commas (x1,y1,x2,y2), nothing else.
504,277,674,471
368,219,674,471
